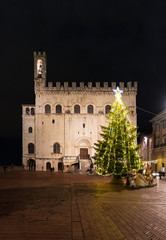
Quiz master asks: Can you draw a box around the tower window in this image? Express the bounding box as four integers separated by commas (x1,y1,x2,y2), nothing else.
83,124,85,128
26,107,30,115
37,59,43,78
52,119,55,123
45,104,51,114
31,108,35,115
28,127,33,133
74,105,80,114
28,143,35,154
87,105,94,114
53,142,60,153
105,105,111,114
56,105,62,114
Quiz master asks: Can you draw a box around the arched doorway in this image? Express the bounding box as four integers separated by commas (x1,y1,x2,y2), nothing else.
58,162,63,172
80,148,89,159
27,159,36,171
46,162,51,171
71,163,79,171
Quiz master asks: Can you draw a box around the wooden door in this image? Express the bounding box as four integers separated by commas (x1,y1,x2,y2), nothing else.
80,148,88,159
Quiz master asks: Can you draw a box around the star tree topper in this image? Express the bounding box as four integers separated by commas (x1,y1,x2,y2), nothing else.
113,86,123,100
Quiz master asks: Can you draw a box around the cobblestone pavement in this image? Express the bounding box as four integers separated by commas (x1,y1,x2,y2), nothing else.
0,171,166,240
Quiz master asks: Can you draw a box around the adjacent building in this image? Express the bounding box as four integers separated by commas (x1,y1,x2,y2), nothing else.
150,110,166,173
22,51,138,171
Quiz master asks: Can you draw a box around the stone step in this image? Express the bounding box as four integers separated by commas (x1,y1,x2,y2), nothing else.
79,159,91,170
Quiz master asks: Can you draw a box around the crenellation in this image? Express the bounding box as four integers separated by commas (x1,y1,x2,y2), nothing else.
72,82,76,89
134,82,137,91
104,82,108,88
48,82,53,88
56,82,60,89
88,82,92,88
37,81,138,92
64,82,68,89
111,82,116,89
96,82,100,88
119,82,124,90
127,82,132,90
80,82,84,88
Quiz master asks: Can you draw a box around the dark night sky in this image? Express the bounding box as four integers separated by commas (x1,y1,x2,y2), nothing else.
1,0,166,165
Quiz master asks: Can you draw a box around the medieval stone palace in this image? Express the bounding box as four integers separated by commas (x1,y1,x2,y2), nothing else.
22,51,137,171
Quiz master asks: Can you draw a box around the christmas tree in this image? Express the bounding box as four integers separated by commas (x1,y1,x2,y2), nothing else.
94,87,142,177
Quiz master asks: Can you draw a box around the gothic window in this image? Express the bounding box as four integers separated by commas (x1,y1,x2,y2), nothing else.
28,127,33,133
26,107,30,115
37,59,43,78
45,104,51,114
56,105,62,114
87,105,93,114
105,105,111,114
53,143,60,153
31,108,35,115
28,143,35,154
74,105,80,114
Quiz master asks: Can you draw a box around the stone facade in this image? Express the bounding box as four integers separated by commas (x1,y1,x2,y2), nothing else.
150,110,166,173
22,51,138,172
139,135,154,170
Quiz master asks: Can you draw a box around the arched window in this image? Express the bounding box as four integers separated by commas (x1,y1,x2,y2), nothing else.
74,105,80,114
28,127,33,133
56,105,62,114
37,59,43,78
87,105,93,114
31,108,35,115
26,107,30,115
45,104,51,114
53,143,60,153
105,105,111,114
28,143,35,154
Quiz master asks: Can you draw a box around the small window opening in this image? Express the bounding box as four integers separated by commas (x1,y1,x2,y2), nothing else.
87,105,93,114
37,59,43,78
83,124,85,128
28,127,33,133
45,104,51,114
74,105,80,114
56,105,62,114
105,105,111,114
52,119,55,123
28,143,35,154
53,143,60,154
26,107,30,115
31,108,35,115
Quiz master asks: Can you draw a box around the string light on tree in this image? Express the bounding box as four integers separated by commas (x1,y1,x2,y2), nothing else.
93,86,142,177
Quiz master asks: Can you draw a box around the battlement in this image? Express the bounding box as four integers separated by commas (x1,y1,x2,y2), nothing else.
34,51,46,56
43,81,138,93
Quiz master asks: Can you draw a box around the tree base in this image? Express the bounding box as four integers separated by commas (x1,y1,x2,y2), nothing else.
110,175,124,185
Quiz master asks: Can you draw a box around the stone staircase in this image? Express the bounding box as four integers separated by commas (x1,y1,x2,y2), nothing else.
79,159,91,170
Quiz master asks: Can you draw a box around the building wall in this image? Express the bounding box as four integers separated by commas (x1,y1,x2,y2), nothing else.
22,51,138,171
150,110,166,173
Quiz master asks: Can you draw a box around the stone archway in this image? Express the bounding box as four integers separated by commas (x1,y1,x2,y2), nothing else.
74,137,93,157
46,162,51,171
58,162,63,172
27,159,36,171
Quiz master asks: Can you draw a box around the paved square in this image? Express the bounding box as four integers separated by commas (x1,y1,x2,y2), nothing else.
0,171,166,239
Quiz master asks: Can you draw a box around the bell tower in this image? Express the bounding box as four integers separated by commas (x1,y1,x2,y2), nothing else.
34,51,46,91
